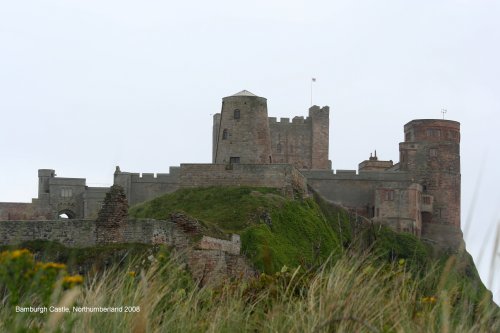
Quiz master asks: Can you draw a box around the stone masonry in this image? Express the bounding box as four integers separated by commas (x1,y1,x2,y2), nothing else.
0,90,462,251
95,185,128,244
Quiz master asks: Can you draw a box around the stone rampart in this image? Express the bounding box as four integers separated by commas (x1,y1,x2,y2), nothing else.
0,202,48,220
179,163,307,197
0,219,97,247
0,218,239,254
114,167,181,206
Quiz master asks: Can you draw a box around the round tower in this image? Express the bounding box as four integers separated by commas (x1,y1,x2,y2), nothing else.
214,90,273,164
399,119,461,229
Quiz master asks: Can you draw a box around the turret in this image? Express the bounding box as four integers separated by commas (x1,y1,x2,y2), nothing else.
213,90,273,164
37,169,55,200
309,105,331,169
399,119,461,228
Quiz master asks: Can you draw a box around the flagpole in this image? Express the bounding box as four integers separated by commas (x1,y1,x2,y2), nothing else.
310,78,316,106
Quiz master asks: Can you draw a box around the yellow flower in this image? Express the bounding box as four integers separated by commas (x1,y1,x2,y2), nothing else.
128,271,136,277
42,262,66,270
421,296,437,304
11,249,31,259
63,275,84,284
398,258,405,266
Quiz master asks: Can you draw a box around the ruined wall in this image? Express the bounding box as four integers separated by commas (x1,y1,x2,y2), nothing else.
95,185,128,244
179,163,307,197
188,249,255,286
0,219,97,247
0,217,254,285
198,234,241,255
1,218,198,248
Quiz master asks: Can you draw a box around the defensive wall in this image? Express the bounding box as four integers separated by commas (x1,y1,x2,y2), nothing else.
0,218,241,254
0,217,252,285
179,163,307,197
114,166,181,206
0,202,51,221
303,169,425,236
0,219,177,248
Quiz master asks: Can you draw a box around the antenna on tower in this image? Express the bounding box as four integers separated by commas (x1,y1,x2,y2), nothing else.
441,108,447,119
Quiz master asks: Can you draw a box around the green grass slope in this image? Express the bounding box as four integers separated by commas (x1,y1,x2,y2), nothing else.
129,186,430,274
130,186,347,272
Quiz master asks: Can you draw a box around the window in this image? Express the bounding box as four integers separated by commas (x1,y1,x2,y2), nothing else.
429,148,438,157
61,188,72,198
277,143,282,153
426,128,441,137
423,196,431,204
222,129,228,140
386,190,394,201
234,109,240,119
447,130,459,139
229,157,240,164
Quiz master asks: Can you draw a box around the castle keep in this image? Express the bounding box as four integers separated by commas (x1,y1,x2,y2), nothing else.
0,90,462,250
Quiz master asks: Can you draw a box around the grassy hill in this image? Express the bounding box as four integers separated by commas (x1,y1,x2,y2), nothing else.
129,186,431,273
1,186,498,332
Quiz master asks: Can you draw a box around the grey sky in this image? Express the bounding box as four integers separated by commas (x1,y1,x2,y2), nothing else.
1,1,499,302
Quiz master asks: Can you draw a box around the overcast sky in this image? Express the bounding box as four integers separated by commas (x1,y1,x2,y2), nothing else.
1,0,499,302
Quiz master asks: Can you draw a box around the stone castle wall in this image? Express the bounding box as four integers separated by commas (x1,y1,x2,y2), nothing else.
0,217,253,285
0,218,202,249
114,167,181,207
0,202,51,221
179,163,307,197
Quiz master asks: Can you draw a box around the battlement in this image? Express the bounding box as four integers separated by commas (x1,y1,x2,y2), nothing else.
268,117,293,124
179,163,307,198
309,105,330,117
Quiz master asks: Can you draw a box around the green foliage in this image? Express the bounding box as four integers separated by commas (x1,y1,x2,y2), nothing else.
131,186,344,273
129,186,283,233
366,225,431,271
0,249,83,332
241,198,342,273
312,191,353,245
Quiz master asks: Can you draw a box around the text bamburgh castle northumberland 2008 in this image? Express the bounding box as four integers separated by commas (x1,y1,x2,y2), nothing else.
0,90,462,250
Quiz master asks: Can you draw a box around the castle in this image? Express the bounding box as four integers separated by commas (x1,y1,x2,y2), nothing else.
0,90,462,250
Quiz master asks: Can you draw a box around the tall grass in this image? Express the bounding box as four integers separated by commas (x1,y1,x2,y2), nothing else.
1,248,498,332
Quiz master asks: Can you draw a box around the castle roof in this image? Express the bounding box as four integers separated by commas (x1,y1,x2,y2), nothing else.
231,90,258,97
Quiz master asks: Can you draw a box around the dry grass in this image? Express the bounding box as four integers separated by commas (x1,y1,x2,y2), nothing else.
1,248,498,333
